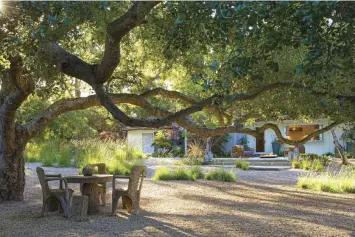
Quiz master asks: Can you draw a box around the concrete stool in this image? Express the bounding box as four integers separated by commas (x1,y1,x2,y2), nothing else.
69,195,88,222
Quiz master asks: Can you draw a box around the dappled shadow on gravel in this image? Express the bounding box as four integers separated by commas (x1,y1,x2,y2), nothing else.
0,165,354,237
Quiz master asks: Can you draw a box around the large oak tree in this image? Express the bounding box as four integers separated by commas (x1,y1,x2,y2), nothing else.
0,1,354,201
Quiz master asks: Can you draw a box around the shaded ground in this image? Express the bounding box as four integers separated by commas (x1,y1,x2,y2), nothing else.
0,163,354,237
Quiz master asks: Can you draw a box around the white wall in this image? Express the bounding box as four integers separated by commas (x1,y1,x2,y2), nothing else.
127,130,157,154
247,120,347,155
223,133,246,153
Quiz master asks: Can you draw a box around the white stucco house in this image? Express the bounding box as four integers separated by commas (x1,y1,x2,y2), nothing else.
224,119,351,156
124,123,180,155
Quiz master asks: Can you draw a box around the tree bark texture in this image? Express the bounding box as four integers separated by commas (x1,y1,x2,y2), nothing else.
330,129,349,165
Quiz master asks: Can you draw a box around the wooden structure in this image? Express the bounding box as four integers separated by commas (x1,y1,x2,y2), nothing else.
112,166,146,215
69,195,89,222
65,174,112,214
81,163,108,206
36,167,73,218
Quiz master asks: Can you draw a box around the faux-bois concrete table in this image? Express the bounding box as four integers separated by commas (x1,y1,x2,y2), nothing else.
65,174,112,214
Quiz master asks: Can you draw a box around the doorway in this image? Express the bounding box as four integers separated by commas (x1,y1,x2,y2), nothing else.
255,129,265,152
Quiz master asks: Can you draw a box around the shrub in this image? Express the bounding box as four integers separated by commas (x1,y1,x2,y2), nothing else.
180,156,204,165
301,153,330,166
312,159,323,172
205,169,237,182
297,166,355,194
235,160,249,170
152,151,171,158
153,130,172,150
152,167,196,181
190,166,205,179
188,139,204,159
25,139,146,174
292,160,302,169
301,160,312,170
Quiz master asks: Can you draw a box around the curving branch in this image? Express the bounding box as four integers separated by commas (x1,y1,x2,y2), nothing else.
24,86,343,146
39,41,95,85
95,1,160,83
141,87,228,125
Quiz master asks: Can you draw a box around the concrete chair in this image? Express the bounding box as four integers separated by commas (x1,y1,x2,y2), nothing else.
36,167,73,218
111,166,146,215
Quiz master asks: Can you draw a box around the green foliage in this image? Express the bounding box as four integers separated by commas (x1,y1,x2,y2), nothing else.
292,158,324,171
292,161,302,169
238,136,249,148
235,160,249,170
301,153,330,166
153,167,195,181
297,166,355,194
301,160,312,170
25,139,145,174
153,166,204,181
180,156,204,165
153,130,172,149
312,159,324,172
205,169,237,182
152,145,184,158
190,166,205,180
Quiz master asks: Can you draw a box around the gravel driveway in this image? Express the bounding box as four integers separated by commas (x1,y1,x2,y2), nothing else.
0,162,354,237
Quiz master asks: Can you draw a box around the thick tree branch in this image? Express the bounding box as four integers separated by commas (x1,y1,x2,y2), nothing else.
24,85,342,147
95,1,160,83
141,87,228,125
39,41,95,84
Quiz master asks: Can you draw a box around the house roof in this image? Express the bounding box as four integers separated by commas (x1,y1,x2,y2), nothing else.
122,126,176,131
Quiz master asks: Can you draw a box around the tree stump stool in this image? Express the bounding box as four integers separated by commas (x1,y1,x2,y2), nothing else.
47,199,59,212
69,195,88,222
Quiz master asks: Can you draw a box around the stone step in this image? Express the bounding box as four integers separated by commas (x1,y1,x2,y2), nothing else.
249,166,292,171
212,158,291,167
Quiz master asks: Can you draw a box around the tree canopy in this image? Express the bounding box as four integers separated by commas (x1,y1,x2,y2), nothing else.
1,1,355,200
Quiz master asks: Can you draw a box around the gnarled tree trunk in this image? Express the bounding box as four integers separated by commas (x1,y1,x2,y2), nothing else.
330,129,349,165
0,56,32,201
0,138,27,201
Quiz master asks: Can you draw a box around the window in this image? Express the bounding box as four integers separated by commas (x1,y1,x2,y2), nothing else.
286,125,323,141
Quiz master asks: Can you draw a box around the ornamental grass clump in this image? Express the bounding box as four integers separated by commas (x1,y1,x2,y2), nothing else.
235,160,249,170
25,139,146,174
205,169,237,182
190,166,205,180
153,167,196,181
297,165,355,194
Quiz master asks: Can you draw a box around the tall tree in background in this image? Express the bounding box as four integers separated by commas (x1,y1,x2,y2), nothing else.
0,1,355,201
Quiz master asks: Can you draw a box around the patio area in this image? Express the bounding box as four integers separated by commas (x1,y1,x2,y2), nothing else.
0,164,354,237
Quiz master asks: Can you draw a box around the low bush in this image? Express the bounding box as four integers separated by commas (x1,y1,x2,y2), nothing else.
300,153,330,166
235,160,249,170
190,166,205,179
180,156,204,165
291,160,302,169
301,160,312,170
297,166,355,194
153,167,196,181
312,159,323,172
205,169,237,182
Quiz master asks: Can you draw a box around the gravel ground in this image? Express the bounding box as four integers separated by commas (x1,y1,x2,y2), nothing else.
0,161,354,237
